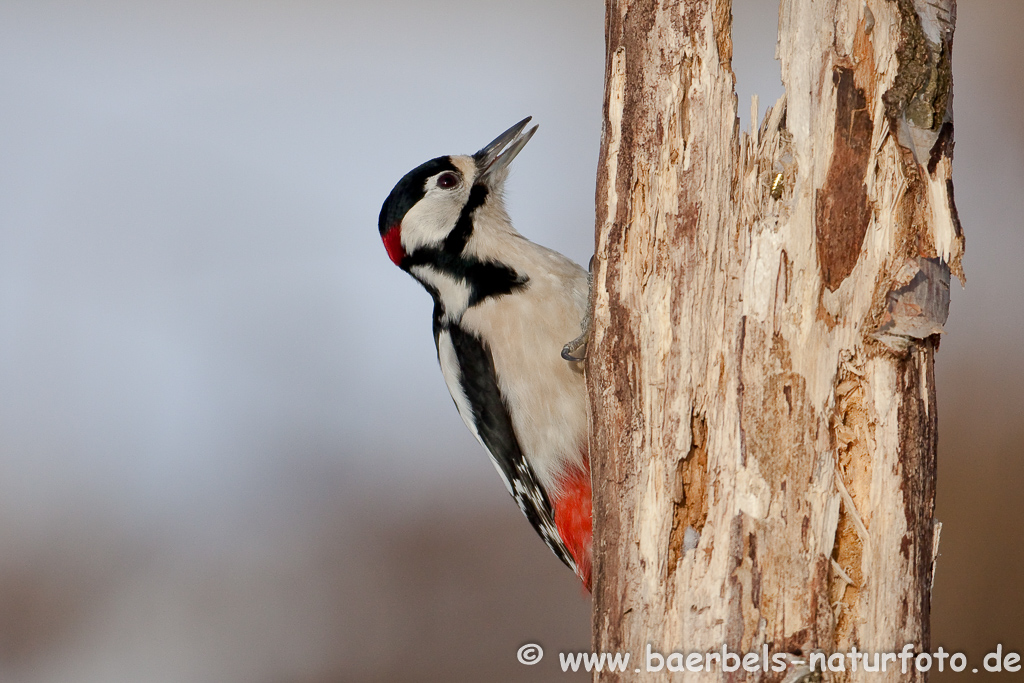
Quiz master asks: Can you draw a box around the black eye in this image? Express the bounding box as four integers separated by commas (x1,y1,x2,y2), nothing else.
436,172,459,189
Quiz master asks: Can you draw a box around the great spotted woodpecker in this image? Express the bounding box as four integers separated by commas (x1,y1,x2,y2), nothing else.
378,118,592,590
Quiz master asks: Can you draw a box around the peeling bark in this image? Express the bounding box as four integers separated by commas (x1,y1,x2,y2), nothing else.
587,1,961,681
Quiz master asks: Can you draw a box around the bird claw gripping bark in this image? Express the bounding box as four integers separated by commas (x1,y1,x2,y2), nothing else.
562,258,594,362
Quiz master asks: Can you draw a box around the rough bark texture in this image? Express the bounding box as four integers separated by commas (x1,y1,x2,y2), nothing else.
588,0,962,680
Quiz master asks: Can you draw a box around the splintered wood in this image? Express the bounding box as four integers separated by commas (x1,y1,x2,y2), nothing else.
588,1,960,680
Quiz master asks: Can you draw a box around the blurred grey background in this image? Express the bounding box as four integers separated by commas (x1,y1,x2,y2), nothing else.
0,1,1019,681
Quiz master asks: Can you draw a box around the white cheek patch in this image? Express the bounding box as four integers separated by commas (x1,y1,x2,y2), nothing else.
399,157,479,254
399,193,461,253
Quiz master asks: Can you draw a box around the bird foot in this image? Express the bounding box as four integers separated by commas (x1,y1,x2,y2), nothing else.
561,257,594,362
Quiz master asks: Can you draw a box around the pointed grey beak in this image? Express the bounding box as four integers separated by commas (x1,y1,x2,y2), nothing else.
473,117,538,185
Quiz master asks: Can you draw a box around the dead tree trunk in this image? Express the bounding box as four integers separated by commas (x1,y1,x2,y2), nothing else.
588,0,962,680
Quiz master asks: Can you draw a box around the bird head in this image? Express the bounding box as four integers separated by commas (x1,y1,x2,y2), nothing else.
377,117,537,270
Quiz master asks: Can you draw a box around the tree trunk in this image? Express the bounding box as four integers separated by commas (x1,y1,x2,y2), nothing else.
588,0,962,680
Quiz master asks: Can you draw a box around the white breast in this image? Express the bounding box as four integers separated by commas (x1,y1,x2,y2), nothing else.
458,237,590,495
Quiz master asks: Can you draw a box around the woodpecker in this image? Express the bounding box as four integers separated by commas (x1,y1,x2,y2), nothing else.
378,118,592,590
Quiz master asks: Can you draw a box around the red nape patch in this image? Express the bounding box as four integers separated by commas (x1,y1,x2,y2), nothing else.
382,225,405,266
552,460,593,592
